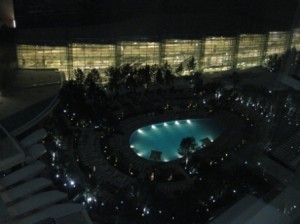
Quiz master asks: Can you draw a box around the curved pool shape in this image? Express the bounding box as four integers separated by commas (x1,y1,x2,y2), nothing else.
129,118,226,162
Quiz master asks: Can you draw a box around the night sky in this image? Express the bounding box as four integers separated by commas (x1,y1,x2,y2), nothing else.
13,0,300,36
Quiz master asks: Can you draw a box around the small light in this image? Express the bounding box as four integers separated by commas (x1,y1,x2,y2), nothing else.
187,120,191,124
175,121,179,125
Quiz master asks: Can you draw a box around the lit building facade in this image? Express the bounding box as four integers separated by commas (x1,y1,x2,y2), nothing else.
16,28,300,79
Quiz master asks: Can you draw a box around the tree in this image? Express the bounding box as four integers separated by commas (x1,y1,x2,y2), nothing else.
230,71,240,90
125,74,137,92
74,68,85,84
139,65,151,87
85,68,100,86
106,66,122,92
193,71,203,93
175,63,183,76
187,56,196,74
178,137,197,156
121,63,132,77
155,68,164,85
164,69,175,85
266,54,282,73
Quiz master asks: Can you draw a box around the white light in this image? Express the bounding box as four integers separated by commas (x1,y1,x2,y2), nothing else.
187,120,191,124
137,152,143,157
70,180,75,186
175,121,180,125
151,125,156,129
13,19,16,28
87,197,93,203
55,174,60,178
130,145,134,148
164,122,168,127
233,189,236,193
138,129,143,134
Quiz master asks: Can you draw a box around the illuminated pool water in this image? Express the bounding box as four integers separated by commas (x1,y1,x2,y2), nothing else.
129,119,225,162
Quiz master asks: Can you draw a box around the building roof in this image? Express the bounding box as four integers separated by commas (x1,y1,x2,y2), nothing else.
14,203,93,224
0,127,25,172
1,178,52,203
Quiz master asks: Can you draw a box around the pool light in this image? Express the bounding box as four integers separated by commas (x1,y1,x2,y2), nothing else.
175,121,180,125
163,122,168,127
151,125,156,129
138,129,143,134
187,119,191,124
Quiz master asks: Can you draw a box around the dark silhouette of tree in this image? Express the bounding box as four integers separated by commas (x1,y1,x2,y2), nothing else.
193,71,203,93
125,74,137,92
139,65,151,87
179,137,197,156
150,64,159,82
165,69,175,85
106,66,122,92
162,61,171,72
155,68,164,85
85,68,100,86
74,68,85,84
176,63,183,76
230,71,240,90
121,63,132,77
266,54,282,73
187,56,196,74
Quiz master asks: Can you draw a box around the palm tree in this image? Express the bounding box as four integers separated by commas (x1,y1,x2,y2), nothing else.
175,63,183,76
74,68,85,85
187,56,196,74
106,66,121,92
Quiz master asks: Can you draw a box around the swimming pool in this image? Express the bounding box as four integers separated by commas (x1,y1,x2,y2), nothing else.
129,118,225,162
